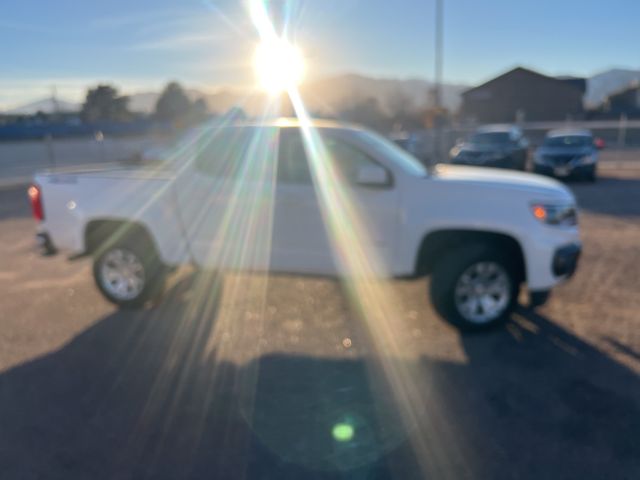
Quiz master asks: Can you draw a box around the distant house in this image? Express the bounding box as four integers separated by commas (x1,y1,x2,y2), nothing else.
460,67,585,123
602,81,640,118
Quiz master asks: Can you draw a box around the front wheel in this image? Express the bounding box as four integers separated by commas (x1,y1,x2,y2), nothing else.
430,245,520,330
93,240,166,308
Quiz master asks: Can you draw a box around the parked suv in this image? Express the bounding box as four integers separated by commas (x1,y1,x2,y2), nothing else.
29,119,581,330
533,129,600,181
449,125,528,170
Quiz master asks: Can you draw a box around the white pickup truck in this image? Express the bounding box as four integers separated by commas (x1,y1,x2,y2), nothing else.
29,119,581,329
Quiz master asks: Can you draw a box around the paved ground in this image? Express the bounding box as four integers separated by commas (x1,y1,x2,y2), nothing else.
0,161,639,479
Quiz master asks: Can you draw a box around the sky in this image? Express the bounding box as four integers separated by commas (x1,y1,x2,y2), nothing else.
1,0,640,109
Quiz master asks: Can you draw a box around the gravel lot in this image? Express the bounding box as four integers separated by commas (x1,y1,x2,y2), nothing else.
0,158,638,479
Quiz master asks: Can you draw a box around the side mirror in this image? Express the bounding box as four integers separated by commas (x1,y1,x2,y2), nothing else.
594,138,605,150
355,164,391,188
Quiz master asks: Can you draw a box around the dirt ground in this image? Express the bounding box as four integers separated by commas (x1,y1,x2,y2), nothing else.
0,159,638,479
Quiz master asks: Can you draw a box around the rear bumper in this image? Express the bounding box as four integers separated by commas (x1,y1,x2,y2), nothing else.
36,232,57,255
552,243,581,278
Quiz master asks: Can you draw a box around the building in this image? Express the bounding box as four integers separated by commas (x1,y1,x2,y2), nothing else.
602,81,640,118
460,67,585,123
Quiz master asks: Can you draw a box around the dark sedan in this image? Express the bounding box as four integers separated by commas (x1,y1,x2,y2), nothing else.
533,129,600,182
449,125,528,171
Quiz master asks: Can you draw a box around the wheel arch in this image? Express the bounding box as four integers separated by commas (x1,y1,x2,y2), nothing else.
414,229,526,282
84,218,158,258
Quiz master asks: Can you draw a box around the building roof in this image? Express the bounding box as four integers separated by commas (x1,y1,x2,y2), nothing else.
463,66,586,96
607,80,640,100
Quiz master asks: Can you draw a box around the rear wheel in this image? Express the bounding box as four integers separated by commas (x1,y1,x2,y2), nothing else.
93,238,166,308
430,245,519,330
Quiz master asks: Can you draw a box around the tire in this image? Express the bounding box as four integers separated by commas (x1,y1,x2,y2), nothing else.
429,244,520,330
587,167,597,182
93,236,166,308
518,154,528,171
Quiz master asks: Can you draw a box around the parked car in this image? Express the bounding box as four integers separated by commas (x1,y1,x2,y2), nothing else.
449,125,529,170
29,119,581,330
533,129,600,181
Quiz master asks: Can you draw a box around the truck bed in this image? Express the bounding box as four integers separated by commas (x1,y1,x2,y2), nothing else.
34,162,184,262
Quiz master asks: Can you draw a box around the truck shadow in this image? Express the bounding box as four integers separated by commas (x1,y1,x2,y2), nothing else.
0,276,638,479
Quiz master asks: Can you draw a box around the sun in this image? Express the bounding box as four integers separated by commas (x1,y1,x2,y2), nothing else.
253,38,305,94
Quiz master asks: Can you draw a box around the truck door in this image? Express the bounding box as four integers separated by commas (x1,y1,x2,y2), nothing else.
271,128,400,275
173,126,279,270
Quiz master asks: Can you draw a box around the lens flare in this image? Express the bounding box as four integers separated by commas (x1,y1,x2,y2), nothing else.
332,423,355,442
254,38,305,94
112,1,474,475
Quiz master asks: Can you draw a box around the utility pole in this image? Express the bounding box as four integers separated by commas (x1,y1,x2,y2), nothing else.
431,0,444,165
434,0,443,111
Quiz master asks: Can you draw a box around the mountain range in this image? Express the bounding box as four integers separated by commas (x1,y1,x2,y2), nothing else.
5,97,81,115
126,74,469,116
5,69,640,115
1,75,469,117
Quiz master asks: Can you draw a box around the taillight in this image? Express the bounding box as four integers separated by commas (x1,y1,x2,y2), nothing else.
28,184,44,221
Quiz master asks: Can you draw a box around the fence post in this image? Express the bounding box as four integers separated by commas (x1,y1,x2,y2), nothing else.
95,130,105,162
617,114,627,148
44,134,56,169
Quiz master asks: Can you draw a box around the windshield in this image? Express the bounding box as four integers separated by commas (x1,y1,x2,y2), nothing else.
544,135,592,147
470,132,512,145
351,129,428,177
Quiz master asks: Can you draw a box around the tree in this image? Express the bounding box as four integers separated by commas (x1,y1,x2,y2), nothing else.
81,85,130,123
338,97,391,132
387,88,426,131
191,98,209,121
155,82,193,122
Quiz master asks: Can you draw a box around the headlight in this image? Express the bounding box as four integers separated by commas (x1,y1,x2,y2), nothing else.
531,203,577,226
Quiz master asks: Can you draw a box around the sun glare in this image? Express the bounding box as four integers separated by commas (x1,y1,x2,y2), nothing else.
253,38,305,94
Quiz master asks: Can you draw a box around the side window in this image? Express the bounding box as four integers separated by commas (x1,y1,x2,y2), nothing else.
195,127,278,181
278,129,312,184
322,135,381,183
195,129,248,179
277,129,386,185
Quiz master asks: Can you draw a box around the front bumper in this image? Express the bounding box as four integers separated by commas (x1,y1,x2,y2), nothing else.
533,163,595,178
451,156,516,169
522,224,581,291
552,243,581,278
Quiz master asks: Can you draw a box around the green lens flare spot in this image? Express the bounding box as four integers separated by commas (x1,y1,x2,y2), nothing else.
332,423,355,442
